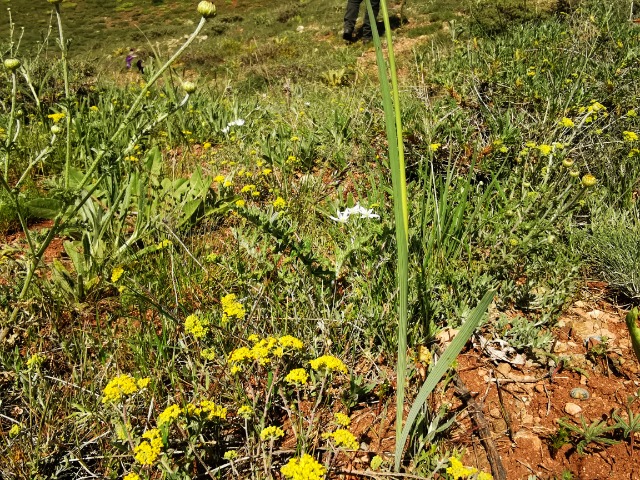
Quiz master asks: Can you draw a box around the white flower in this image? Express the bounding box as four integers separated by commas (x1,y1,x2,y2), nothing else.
329,203,380,223
228,119,245,127
296,25,304,32
222,126,230,134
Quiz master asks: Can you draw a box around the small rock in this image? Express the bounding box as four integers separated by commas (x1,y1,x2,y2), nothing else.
553,342,569,353
580,375,588,385
534,384,545,393
514,431,542,453
489,408,502,418
359,442,369,451
496,363,512,376
587,309,604,319
570,388,590,400
522,414,534,424
564,402,583,416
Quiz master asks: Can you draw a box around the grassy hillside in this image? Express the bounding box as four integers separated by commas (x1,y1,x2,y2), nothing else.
2,0,640,478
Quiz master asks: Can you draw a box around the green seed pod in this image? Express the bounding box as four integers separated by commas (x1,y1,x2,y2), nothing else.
182,81,197,94
51,124,62,135
3,58,20,71
581,174,597,187
197,1,216,18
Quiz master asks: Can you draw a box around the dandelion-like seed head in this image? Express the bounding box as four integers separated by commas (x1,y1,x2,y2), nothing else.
197,1,216,18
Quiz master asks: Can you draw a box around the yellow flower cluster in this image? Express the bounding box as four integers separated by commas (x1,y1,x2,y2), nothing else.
47,112,65,123
26,353,45,369
285,368,308,385
280,454,327,480
223,450,238,460
260,425,285,441
123,473,140,480
323,428,358,450
221,294,245,325
184,400,227,421
157,404,182,426
102,375,149,403
559,117,575,128
309,355,348,374
134,428,163,465
228,335,304,372
237,405,254,418
111,266,124,283
273,197,287,210
477,473,493,480
8,424,21,438
185,314,208,338
623,130,638,142
446,457,480,479
334,412,351,427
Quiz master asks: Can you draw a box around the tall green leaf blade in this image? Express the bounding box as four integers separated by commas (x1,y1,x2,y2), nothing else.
366,0,410,456
394,290,495,471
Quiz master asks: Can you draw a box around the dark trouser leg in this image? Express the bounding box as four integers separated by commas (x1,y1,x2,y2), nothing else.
343,0,363,33
362,0,380,39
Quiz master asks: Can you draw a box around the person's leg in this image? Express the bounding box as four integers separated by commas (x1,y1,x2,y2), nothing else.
361,0,380,40
343,0,362,40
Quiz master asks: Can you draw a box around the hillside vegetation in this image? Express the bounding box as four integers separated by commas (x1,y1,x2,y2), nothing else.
1,0,640,478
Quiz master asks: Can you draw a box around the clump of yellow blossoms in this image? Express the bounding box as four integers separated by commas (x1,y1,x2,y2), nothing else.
123,473,140,480
134,428,163,465
310,355,348,374
623,130,638,142
559,117,575,128
183,400,227,421
184,314,208,338
237,405,254,419
111,266,124,283
228,334,304,372
260,425,285,441
223,450,238,460
281,454,327,480
8,424,21,438
221,293,246,325
157,404,182,426
26,353,45,370
446,457,480,479
323,428,358,450
285,368,308,385
273,197,287,210
334,412,351,427
47,112,65,123
102,375,150,403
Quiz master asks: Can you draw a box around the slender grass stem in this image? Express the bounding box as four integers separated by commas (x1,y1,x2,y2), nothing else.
54,3,72,190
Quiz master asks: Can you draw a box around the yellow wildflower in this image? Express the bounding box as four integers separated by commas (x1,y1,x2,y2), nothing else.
89,106,99,112
334,412,351,427
279,335,304,350
223,180,233,187
370,455,384,471
446,457,478,480
223,450,238,460
8,424,21,438
310,355,348,374
260,425,285,441
102,374,142,403
477,472,493,480
199,400,227,420
201,348,217,360
123,473,140,480
203,142,212,149
273,197,287,210
157,404,182,427
623,131,638,142
184,314,208,339
323,428,358,450
284,368,308,385
237,405,253,419
582,174,597,187
229,346,252,363
281,454,327,480
537,144,552,156
559,117,574,128
262,168,272,175
111,266,124,283
26,353,45,370
235,199,246,208
429,143,441,152
221,293,246,325
47,112,65,123
134,428,163,465
214,175,225,183
137,377,150,389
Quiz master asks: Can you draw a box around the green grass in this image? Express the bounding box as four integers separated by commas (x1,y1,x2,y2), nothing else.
1,0,640,477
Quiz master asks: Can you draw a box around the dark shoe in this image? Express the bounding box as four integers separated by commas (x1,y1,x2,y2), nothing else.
343,29,353,41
